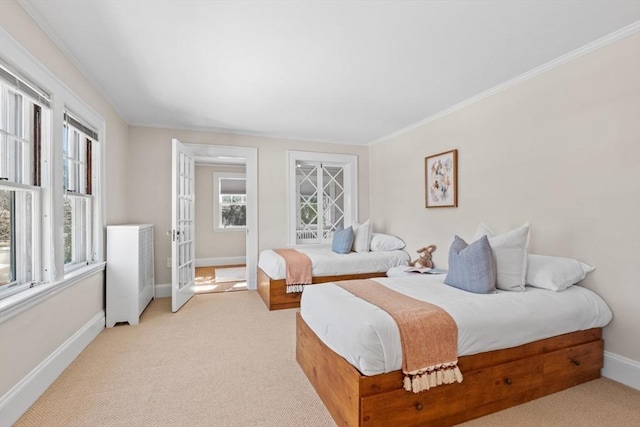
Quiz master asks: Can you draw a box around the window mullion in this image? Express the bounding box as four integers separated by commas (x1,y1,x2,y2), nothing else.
48,101,65,281
316,164,325,244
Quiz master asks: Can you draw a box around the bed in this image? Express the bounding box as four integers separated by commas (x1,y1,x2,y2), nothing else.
297,274,612,426
257,245,410,310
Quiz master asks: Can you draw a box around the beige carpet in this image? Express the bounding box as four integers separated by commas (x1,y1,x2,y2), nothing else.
16,292,640,426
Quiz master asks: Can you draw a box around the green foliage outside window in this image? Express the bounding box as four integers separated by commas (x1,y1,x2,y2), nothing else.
63,199,72,264
299,196,318,225
220,194,246,227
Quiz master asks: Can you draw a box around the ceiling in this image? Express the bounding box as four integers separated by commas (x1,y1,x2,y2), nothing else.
17,0,640,145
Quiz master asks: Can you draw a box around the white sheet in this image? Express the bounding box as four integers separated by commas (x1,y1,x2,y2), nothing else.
258,246,410,279
300,274,612,376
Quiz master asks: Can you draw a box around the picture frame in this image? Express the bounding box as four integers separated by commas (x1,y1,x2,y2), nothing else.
425,149,458,208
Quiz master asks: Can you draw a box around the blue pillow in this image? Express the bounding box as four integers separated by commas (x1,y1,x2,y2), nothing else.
332,227,355,254
445,235,496,294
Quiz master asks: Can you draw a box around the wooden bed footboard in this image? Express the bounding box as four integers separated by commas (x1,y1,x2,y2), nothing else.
296,312,604,426
257,268,388,310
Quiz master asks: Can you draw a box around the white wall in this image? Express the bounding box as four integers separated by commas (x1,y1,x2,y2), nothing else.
127,126,370,285
370,33,640,364
0,0,129,413
195,164,246,260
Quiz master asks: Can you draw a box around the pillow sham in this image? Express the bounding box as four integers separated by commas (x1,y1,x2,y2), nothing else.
445,235,496,294
370,233,406,251
352,220,372,253
474,222,530,292
332,227,354,254
526,254,595,291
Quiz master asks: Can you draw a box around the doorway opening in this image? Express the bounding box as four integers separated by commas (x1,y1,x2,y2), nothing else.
171,140,258,312
188,143,258,290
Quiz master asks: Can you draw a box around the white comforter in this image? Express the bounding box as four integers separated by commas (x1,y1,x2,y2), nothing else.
258,246,410,279
300,274,612,376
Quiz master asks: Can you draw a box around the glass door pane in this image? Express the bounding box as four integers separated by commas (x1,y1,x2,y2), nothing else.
296,163,319,243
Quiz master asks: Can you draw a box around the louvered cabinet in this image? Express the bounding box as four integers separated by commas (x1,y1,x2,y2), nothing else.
106,224,155,327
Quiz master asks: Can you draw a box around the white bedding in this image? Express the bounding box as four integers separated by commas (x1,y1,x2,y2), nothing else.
258,246,410,280
300,274,612,376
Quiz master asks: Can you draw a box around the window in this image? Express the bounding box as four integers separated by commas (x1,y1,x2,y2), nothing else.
288,151,357,245
0,34,105,304
63,112,96,269
0,66,47,294
213,172,246,230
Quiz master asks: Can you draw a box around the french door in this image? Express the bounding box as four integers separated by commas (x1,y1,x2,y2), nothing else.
171,138,195,312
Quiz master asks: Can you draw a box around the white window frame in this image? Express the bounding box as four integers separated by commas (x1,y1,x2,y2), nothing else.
0,28,106,310
63,114,97,272
287,151,358,246
0,70,47,297
0,186,41,298
213,171,246,231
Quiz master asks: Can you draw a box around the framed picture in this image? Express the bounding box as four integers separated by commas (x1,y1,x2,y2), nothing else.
425,149,458,208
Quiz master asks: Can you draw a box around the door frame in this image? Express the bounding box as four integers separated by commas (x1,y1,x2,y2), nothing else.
187,143,258,290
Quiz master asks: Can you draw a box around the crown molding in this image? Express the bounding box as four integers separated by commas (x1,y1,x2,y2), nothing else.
371,21,640,145
16,0,129,122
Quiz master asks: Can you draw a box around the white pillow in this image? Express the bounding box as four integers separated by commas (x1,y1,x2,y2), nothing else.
352,220,372,253
474,222,530,292
370,233,406,251
526,254,595,291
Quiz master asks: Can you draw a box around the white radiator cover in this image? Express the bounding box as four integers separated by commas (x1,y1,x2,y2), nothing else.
106,224,155,327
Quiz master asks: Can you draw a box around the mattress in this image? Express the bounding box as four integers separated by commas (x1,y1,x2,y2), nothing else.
300,274,612,376
258,246,410,280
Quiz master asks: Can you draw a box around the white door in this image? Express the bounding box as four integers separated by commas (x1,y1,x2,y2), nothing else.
171,138,196,312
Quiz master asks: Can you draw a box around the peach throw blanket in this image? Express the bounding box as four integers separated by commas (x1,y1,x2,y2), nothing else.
273,249,312,293
335,279,463,393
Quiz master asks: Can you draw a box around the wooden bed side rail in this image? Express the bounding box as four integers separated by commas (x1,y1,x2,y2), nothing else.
258,268,388,310
358,328,603,397
296,311,362,426
257,268,274,309
296,312,604,427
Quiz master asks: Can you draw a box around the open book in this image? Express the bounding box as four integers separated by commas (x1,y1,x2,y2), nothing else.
405,266,448,274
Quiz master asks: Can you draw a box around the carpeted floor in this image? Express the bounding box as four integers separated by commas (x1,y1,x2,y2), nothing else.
15,292,640,426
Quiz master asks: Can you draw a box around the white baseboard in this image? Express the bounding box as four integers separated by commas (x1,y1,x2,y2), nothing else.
0,311,105,427
155,283,171,298
602,351,640,390
195,256,246,267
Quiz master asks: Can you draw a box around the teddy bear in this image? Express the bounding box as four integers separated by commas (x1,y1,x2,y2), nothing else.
410,245,436,269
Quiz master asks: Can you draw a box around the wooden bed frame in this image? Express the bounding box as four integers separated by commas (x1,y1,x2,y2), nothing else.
257,267,387,310
296,312,604,426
